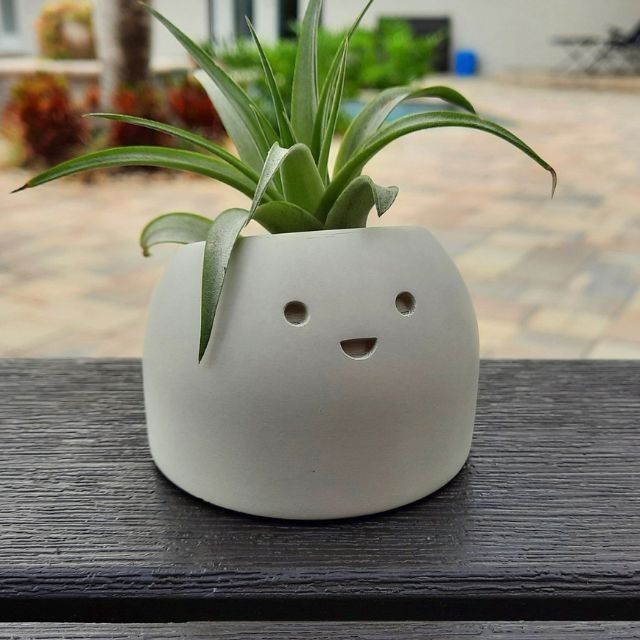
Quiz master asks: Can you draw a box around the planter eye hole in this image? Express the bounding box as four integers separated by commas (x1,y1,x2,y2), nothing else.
395,291,416,316
284,301,309,326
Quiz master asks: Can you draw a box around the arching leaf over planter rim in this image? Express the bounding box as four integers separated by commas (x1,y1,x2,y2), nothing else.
140,212,213,257
200,208,252,362
139,204,322,256
290,0,323,147
324,176,399,229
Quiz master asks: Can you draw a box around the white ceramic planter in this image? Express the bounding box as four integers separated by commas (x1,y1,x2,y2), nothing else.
143,226,479,520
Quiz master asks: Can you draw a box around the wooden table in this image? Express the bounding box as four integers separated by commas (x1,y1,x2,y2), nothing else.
1,359,639,638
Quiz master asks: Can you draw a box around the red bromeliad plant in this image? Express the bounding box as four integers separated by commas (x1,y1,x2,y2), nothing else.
168,76,225,140
5,73,86,165
108,84,169,148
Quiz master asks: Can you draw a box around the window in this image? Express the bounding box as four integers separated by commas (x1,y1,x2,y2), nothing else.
206,0,215,44
0,0,23,53
279,0,298,39
233,0,253,39
0,0,17,34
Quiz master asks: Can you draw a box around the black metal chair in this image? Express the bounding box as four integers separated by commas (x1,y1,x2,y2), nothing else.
553,21,640,74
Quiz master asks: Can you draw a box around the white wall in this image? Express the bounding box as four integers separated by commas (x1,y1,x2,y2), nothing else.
2,0,41,54
323,0,640,74
152,0,280,57
5,0,639,74
151,0,208,61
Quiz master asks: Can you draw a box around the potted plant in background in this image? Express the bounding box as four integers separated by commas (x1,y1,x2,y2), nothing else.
36,0,95,61
15,1,556,520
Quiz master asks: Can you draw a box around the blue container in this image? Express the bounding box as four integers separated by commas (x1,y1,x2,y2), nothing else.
455,50,478,76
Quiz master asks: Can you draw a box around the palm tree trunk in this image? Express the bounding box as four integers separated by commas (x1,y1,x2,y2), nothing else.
94,0,152,109
116,0,152,86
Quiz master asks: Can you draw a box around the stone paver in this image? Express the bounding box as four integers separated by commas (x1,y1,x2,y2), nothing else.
1,77,639,358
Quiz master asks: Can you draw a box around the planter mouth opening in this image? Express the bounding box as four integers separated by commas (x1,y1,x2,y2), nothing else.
340,338,378,360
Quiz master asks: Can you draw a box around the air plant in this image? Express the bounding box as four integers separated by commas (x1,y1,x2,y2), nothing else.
15,0,556,361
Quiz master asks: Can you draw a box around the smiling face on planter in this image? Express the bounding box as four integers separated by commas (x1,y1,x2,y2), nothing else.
143,227,478,519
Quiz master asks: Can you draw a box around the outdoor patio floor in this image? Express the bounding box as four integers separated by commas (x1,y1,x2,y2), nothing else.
1,77,639,358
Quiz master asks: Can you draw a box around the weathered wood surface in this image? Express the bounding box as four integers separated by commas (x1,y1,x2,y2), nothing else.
0,359,639,622
2,622,640,639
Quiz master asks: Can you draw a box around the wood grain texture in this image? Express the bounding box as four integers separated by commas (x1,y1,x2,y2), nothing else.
2,622,640,639
0,359,639,622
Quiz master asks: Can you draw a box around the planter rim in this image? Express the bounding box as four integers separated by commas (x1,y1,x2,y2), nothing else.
235,225,430,244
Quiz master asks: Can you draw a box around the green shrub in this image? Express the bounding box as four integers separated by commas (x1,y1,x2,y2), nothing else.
350,20,442,89
207,19,440,122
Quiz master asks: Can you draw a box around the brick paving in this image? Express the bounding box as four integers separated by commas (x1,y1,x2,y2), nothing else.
1,77,639,358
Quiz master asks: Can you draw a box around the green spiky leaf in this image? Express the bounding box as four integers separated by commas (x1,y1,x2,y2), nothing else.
280,145,325,216
246,20,296,147
191,69,268,173
250,103,284,194
250,102,280,149
318,111,557,218
254,201,323,234
251,143,324,218
199,208,251,361
140,212,212,256
144,4,270,172
88,112,259,183
13,146,258,199
335,85,477,172
313,0,373,161
316,41,348,182
291,0,323,146
324,176,399,229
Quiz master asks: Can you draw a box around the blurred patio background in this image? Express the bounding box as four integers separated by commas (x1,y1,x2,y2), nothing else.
1,0,639,358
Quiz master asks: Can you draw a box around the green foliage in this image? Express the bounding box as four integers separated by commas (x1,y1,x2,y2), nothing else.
199,209,251,360
324,176,398,229
207,17,440,125
17,1,556,362
140,212,212,257
350,19,441,90
14,145,259,198
291,0,322,146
